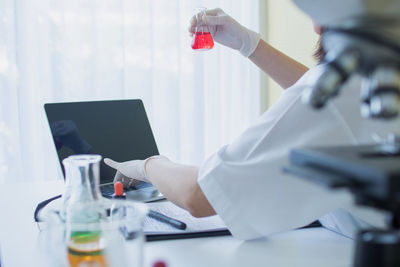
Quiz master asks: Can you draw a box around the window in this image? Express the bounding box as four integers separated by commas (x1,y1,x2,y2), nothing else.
0,0,260,183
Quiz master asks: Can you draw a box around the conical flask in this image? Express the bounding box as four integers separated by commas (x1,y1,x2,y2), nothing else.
62,155,108,267
191,7,214,51
38,154,148,267
61,154,106,223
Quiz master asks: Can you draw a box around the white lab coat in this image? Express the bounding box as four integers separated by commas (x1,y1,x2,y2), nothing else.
198,65,400,240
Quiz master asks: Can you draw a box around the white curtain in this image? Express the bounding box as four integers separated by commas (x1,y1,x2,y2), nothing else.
0,0,260,183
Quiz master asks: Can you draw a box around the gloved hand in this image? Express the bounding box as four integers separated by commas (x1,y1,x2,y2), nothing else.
188,8,261,57
104,156,164,188
104,158,148,188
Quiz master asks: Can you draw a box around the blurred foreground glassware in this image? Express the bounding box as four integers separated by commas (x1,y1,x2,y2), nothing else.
38,155,148,267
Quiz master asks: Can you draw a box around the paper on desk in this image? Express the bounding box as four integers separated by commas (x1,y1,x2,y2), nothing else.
143,201,227,234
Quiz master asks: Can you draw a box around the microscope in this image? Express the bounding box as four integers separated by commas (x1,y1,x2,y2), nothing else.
285,0,400,266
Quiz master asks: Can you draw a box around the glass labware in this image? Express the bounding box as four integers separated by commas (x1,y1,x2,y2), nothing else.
38,155,148,267
62,155,106,224
191,7,214,51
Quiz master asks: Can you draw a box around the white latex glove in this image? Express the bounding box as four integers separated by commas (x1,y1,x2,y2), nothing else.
104,157,159,188
188,8,261,57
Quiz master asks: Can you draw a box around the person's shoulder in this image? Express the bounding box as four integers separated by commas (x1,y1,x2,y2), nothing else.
284,64,325,95
301,64,326,83
259,67,325,121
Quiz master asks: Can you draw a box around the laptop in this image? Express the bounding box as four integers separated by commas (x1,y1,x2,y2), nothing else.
44,99,164,202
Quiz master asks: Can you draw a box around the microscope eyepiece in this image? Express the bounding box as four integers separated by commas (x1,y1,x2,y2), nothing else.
362,66,400,119
302,49,360,109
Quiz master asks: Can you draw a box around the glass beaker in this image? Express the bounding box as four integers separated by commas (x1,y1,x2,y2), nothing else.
38,154,148,267
38,200,148,267
66,200,147,267
191,7,214,51
62,155,105,224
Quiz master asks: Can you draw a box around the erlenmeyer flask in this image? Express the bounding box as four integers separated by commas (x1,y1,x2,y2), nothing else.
191,7,214,51
38,154,148,267
62,155,108,267
62,155,105,223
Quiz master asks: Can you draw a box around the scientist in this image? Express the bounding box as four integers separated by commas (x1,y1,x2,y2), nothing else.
105,8,400,240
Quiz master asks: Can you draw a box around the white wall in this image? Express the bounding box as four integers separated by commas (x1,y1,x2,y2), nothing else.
261,0,319,110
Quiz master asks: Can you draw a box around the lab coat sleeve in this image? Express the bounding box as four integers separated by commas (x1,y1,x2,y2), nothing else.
198,146,357,240
198,69,377,240
198,145,263,240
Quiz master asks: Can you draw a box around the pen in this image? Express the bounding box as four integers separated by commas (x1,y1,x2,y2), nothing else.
112,182,186,230
148,209,187,230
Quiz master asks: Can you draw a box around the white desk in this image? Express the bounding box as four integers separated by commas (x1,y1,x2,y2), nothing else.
0,180,354,267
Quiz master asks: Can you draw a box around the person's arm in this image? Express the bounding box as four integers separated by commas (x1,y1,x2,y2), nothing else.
189,8,308,89
104,157,215,218
249,39,309,89
145,157,216,218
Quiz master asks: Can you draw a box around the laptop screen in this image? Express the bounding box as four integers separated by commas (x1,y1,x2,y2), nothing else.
44,99,159,184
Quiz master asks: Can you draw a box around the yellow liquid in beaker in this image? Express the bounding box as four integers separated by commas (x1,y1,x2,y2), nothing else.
67,232,108,267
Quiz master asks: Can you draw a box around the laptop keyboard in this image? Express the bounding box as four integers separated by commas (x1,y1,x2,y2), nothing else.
134,181,153,189
101,181,153,197
101,184,116,196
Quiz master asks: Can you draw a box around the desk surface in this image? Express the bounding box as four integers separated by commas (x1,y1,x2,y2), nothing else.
0,180,354,267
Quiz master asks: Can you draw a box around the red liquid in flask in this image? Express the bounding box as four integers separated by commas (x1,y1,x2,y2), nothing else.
191,32,214,51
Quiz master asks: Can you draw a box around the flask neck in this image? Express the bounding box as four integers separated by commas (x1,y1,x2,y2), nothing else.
70,162,102,202
62,155,104,222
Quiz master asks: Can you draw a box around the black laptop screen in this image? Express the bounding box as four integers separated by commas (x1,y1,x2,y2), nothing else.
44,99,159,184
